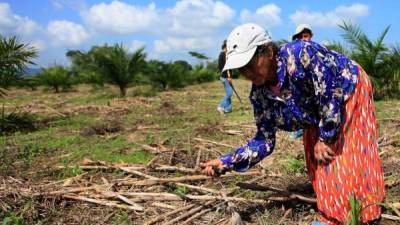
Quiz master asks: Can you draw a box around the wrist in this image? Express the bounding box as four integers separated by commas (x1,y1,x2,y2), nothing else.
219,154,233,169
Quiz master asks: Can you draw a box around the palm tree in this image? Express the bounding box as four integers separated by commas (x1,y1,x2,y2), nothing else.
327,22,400,98
189,51,211,68
188,51,209,60
0,36,38,133
380,44,400,97
146,60,190,91
276,38,289,46
37,66,71,93
66,49,105,88
323,40,351,56
0,36,38,97
338,22,390,86
191,64,217,83
93,44,146,97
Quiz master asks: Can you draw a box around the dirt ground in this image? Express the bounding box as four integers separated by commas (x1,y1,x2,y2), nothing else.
1,83,399,225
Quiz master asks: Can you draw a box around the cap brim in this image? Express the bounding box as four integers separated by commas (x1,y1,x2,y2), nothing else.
222,47,257,72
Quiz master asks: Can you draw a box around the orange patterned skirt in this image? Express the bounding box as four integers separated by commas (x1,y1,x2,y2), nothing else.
303,67,385,224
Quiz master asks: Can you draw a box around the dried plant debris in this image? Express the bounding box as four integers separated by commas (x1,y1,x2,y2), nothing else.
80,120,125,136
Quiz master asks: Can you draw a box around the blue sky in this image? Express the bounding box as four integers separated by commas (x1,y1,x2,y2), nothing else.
1,0,399,67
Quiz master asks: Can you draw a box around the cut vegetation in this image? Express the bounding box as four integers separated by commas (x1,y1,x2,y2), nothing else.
1,81,399,225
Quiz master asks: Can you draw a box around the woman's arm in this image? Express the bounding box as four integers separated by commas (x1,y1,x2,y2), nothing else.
302,44,346,144
216,90,277,172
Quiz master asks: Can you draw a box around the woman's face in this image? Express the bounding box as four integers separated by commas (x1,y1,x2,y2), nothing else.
239,51,275,86
301,31,312,41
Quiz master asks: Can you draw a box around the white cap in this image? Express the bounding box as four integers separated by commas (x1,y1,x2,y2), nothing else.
292,24,312,40
222,23,272,72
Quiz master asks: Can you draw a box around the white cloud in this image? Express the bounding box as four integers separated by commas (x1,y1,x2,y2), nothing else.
51,0,64,10
31,40,46,51
152,0,234,55
82,1,158,34
80,0,235,55
154,40,171,54
129,40,146,52
335,4,369,17
0,2,38,36
166,0,235,36
240,4,282,28
81,0,234,37
51,0,87,12
154,36,214,54
290,3,369,27
47,20,90,47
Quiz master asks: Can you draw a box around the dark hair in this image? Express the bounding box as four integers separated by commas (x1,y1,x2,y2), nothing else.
221,40,227,50
303,28,313,35
254,42,278,57
292,28,313,40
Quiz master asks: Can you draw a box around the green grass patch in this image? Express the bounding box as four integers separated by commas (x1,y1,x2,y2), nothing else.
49,115,96,129
375,100,400,119
63,136,153,165
17,143,46,165
111,210,136,225
0,94,29,105
47,135,81,150
57,165,84,179
1,211,26,225
67,92,117,105
284,156,305,174
348,194,362,225
173,185,188,197
131,85,158,97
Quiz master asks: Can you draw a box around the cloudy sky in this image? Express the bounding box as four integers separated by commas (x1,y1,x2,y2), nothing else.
1,0,399,67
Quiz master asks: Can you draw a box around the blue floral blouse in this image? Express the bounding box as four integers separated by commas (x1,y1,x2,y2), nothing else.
220,40,359,172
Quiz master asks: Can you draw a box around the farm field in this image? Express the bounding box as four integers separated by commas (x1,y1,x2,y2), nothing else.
1,80,399,225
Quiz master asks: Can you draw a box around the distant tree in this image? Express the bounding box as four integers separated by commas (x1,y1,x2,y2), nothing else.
92,44,146,97
329,22,400,98
16,75,41,91
188,51,209,60
174,60,193,71
324,40,351,56
380,44,400,97
276,39,289,46
37,66,72,93
339,22,390,84
188,51,219,83
146,60,190,91
0,36,38,97
191,64,218,83
167,61,191,89
205,59,220,76
66,49,105,87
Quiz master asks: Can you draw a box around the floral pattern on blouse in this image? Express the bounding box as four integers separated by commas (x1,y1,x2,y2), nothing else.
220,40,359,172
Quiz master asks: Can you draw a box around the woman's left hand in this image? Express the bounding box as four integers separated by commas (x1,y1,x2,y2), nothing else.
314,140,335,164
200,159,224,176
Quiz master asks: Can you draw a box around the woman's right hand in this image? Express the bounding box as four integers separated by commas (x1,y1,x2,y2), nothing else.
314,140,335,164
200,159,225,176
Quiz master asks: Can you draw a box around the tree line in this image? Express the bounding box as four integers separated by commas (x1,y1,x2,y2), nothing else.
16,45,219,97
1,22,399,99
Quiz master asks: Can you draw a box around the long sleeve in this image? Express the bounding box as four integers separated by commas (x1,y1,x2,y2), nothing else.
301,44,345,143
218,52,226,71
219,86,276,172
